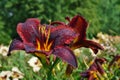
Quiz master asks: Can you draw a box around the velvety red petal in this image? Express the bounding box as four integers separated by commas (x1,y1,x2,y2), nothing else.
46,24,55,29
8,38,24,56
8,38,48,56
24,43,50,55
95,58,106,64
90,47,98,54
53,46,77,68
84,40,104,53
96,62,105,75
71,40,104,54
50,25,78,47
68,15,88,40
24,43,36,53
17,18,40,43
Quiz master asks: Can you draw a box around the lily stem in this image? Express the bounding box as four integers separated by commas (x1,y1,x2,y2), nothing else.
47,58,60,80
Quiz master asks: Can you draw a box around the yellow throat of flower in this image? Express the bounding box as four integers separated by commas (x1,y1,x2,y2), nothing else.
35,25,53,58
37,25,53,51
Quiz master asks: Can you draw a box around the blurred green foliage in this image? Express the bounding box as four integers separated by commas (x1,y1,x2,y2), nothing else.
0,0,120,45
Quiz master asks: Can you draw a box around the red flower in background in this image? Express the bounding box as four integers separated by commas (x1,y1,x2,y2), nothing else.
80,58,106,80
67,15,104,53
108,55,120,70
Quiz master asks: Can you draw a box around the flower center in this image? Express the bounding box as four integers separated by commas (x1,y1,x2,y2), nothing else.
36,25,53,52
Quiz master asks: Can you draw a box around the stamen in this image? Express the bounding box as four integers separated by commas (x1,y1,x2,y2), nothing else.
36,25,53,51
45,29,51,47
36,39,41,50
47,41,53,51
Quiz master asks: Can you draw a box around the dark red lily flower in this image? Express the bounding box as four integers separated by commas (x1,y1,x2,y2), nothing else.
8,18,79,68
80,58,106,80
51,15,104,54
67,15,104,54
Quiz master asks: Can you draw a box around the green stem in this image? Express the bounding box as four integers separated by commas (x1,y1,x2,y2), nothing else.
47,58,60,80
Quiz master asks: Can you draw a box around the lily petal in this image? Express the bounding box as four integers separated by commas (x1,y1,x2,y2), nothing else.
17,18,40,43
50,25,78,47
8,38,24,56
68,15,88,40
53,46,77,68
24,43,50,55
84,40,104,54
71,40,104,54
